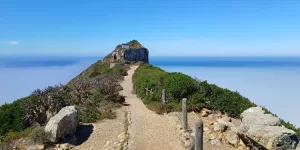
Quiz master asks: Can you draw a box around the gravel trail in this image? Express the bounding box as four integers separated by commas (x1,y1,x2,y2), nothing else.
120,65,183,150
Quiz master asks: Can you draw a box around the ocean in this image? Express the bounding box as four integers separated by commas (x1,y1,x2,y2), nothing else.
0,56,299,127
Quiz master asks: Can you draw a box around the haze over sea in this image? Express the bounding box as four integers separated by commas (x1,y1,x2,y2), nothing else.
0,56,300,127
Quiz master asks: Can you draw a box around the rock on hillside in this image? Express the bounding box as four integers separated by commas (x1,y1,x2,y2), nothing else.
106,40,149,64
237,107,299,150
45,106,78,143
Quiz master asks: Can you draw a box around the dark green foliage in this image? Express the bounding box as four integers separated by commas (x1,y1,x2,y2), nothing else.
132,64,255,117
78,107,101,123
202,82,256,117
164,72,198,102
133,64,203,113
0,100,25,136
28,127,51,144
133,64,300,139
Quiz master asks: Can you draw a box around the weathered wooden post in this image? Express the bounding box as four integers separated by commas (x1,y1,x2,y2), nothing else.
195,120,203,150
182,98,188,131
162,89,166,104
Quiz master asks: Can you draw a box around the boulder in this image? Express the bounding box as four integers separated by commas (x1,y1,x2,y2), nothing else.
213,120,227,132
224,131,239,147
237,107,299,150
45,106,78,143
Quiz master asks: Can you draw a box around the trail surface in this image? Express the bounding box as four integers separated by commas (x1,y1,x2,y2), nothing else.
120,65,183,150
74,65,183,150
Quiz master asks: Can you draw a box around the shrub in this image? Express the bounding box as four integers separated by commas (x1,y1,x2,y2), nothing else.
203,82,256,117
21,85,71,126
0,128,32,145
133,64,300,139
133,64,256,117
163,72,198,102
0,100,26,136
146,102,167,114
78,107,101,123
29,127,51,144
78,107,117,123
0,60,128,143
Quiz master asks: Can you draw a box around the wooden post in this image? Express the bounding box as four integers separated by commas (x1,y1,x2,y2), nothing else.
182,98,188,131
195,120,203,150
162,89,166,104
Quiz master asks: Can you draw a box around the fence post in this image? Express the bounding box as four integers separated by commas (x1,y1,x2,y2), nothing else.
145,88,148,96
162,89,166,104
195,120,203,150
182,98,188,131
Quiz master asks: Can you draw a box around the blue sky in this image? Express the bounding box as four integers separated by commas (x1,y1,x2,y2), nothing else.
0,0,300,56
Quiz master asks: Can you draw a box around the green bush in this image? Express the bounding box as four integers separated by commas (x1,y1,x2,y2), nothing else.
163,72,198,102
203,82,256,117
133,64,256,117
0,100,26,136
78,107,101,123
29,127,51,144
133,64,300,139
78,107,117,123
133,64,203,113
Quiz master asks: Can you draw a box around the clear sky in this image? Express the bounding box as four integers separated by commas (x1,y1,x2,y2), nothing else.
0,0,300,56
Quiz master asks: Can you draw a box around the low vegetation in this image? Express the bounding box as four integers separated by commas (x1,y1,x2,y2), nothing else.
28,127,51,145
133,64,300,138
133,64,255,116
0,60,128,146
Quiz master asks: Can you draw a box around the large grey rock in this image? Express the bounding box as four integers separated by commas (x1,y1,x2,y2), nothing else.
238,107,299,150
123,48,149,63
110,47,149,64
45,106,78,143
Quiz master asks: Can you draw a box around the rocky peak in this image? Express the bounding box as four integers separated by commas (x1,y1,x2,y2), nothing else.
107,40,149,64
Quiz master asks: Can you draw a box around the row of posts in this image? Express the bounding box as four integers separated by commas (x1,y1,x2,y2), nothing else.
161,89,203,150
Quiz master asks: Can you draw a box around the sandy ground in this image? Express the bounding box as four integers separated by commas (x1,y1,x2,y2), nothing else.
74,108,125,150
120,65,183,150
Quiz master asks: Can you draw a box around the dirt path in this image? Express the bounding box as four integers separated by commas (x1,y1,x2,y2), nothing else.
74,65,183,150
74,108,126,150
120,65,183,150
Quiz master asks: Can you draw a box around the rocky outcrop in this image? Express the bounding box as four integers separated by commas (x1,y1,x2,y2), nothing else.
45,106,78,143
123,48,149,63
109,40,149,64
237,107,299,150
